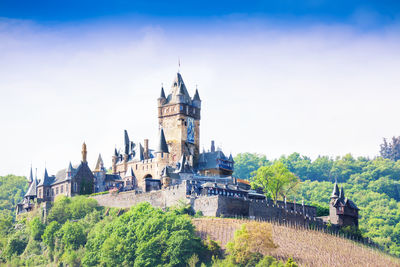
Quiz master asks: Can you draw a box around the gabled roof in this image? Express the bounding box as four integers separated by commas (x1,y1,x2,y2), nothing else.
197,150,233,171
155,128,169,153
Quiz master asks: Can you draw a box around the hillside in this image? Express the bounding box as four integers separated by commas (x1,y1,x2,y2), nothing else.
193,218,400,267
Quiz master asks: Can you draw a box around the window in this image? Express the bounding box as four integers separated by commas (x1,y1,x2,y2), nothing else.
74,182,77,192
56,187,59,195
180,105,183,111
61,185,63,193
51,188,54,196
46,189,50,197
66,184,69,192
38,189,42,198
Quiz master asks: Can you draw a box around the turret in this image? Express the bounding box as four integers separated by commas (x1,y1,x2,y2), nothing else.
124,130,130,156
339,186,345,200
28,166,33,185
331,179,339,199
192,87,201,108
155,128,169,156
158,86,167,106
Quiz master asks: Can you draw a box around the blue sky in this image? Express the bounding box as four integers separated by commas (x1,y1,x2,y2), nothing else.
1,0,400,27
1,1,400,177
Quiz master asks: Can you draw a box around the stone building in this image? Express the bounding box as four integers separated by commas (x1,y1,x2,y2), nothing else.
328,181,359,227
17,143,95,214
111,72,234,192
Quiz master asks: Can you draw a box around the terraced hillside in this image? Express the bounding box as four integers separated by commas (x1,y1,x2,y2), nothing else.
192,218,400,267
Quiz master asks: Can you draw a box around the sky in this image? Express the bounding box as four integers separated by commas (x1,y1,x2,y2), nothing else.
1,1,400,177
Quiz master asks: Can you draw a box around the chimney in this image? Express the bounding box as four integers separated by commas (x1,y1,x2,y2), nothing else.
211,140,215,152
82,142,87,163
144,139,149,159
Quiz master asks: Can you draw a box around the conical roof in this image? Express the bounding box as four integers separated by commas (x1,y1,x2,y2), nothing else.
38,168,52,186
193,89,201,101
28,166,33,183
339,186,345,199
94,154,104,172
125,165,135,177
24,176,37,197
155,128,169,153
160,86,166,99
331,180,339,198
124,130,130,155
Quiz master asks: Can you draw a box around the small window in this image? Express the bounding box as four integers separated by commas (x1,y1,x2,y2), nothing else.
51,188,54,196
180,105,183,111
56,187,59,195
61,185,63,193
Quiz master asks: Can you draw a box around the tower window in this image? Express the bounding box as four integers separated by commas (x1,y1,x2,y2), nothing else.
180,105,183,111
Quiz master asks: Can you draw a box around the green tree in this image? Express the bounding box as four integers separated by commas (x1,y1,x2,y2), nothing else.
29,217,45,241
233,153,270,179
42,221,61,251
251,162,299,203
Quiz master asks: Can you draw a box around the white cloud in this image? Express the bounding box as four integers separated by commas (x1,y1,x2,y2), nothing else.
1,18,400,177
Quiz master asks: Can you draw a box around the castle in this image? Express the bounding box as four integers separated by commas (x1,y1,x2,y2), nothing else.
17,72,359,228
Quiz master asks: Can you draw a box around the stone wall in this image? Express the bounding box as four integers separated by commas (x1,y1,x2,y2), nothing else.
92,185,323,227
91,182,188,209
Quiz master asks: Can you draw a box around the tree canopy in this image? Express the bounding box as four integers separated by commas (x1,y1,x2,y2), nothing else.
251,161,299,203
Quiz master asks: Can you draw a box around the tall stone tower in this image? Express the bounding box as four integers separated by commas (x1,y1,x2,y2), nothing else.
158,73,201,166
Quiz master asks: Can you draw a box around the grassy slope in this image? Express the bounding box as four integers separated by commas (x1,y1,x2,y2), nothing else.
192,218,400,267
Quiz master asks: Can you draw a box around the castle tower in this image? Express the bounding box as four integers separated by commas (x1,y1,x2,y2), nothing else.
158,73,201,166
329,180,340,225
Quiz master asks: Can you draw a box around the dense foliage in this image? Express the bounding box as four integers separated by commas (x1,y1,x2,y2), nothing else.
234,152,400,256
0,195,218,266
251,162,299,203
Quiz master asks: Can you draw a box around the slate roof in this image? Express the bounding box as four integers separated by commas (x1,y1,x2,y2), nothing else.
331,181,339,198
197,150,234,171
165,73,192,105
37,168,54,186
94,154,104,172
193,89,201,101
160,86,166,99
155,128,169,153
105,174,123,183
201,182,248,192
25,177,38,197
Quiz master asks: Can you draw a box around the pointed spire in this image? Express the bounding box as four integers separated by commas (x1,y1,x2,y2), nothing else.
155,128,169,153
114,147,119,157
193,88,201,101
125,165,135,178
331,179,339,198
25,176,37,198
339,186,345,199
82,142,87,163
138,143,144,161
67,162,73,173
228,153,234,162
28,165,33,183
160,86,166,99
124,130,130,155
94,154,104,172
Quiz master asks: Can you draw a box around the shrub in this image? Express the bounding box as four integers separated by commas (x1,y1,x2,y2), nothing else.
29,217,45,241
